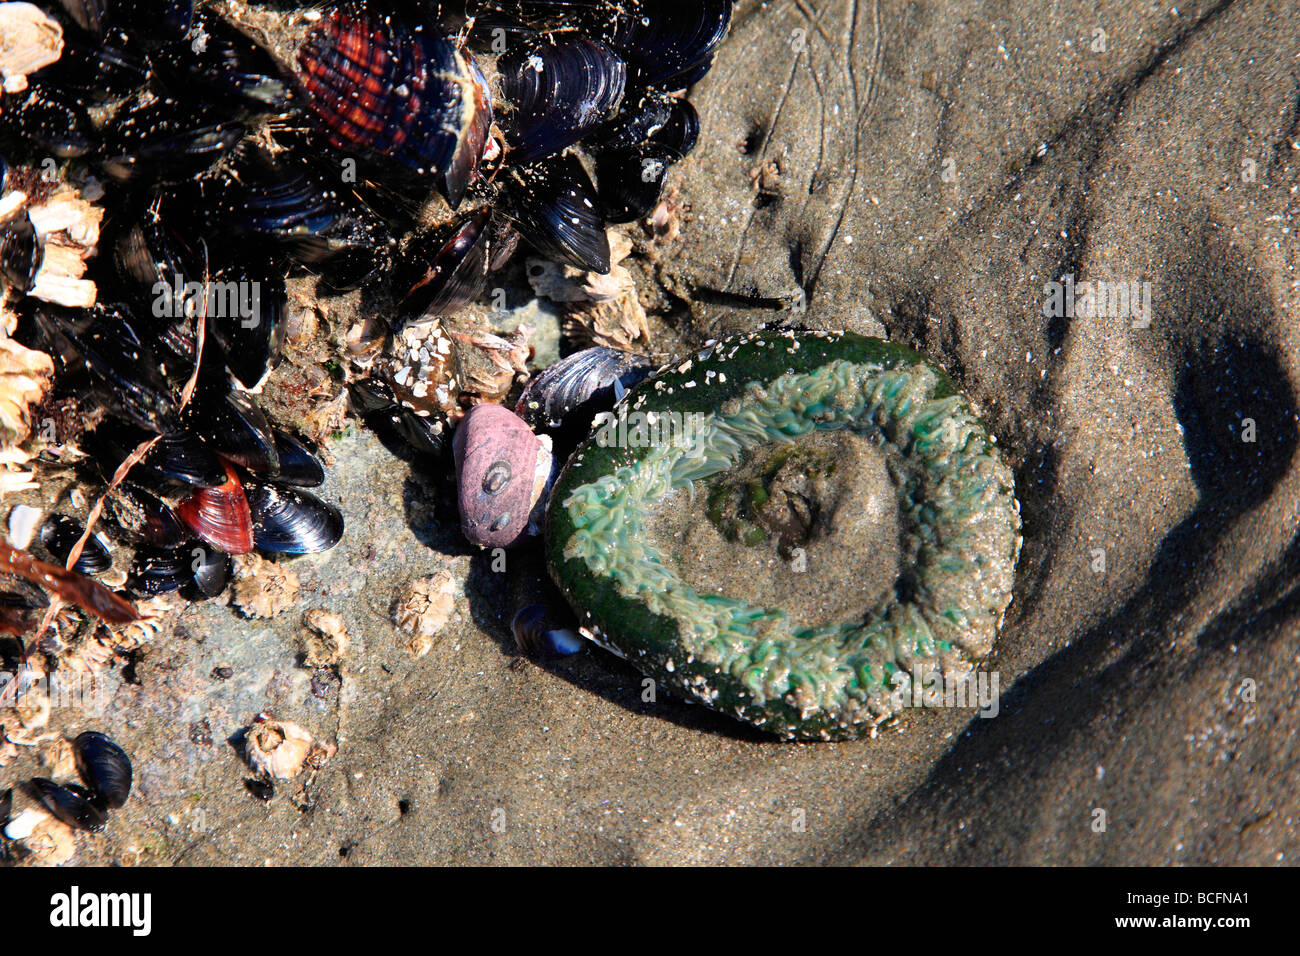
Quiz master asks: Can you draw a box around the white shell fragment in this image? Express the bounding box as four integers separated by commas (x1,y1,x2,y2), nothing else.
0,2,63,94
7,502,41,547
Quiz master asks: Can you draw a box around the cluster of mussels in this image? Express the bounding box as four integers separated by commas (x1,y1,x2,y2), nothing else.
2,730,131,862
0,0,732,634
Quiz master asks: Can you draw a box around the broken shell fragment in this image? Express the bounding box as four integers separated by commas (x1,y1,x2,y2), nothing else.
0,3,63,94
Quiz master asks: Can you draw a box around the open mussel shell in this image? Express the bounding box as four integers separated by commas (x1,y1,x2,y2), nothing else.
504,152,610,273
273,430,325,488
99,97,246,184
296,9,491,207
84,419,226,490
29,778,107,832
349,379,451,461
175,461,254,555
149,14,294,117
35,305,182,434
39,514,112,576
394,209,492,328
103,483,189,547
515,346,653,434
204,264,287,390
188,383,279,475
73,731,131,809
244,481,344,555
499,32,626,165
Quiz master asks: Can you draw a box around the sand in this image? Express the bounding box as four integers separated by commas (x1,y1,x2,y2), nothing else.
4,0,1298,865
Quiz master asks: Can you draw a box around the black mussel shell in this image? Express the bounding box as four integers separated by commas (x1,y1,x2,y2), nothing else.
504,152,610,273
56,0,194,46
0,787,11,829
601,0,732,87
33,28,149,102
127,543,188,594
594,143,675,223
349,379,450,460
100,98,245,184
84,419,226,490
296,10,491,207
53,0,110,34
245,481,343,555
515,346,652,434
205,264,287,390
394,209,492,328
103,482,189,546
0,579,47,636
149,15,294,117
189,543,232,599
0,87,97,157
39,514,112,576
29,777,107,832
512,603,584,658
498,32,626,165
188,383,279,475
668,55,717,90
272,430,325,488
193,153,391,285
654,98,700,158
475,1,731,86
586,87,676,154
128,541,228,597
35,305,181,434
112,212,200,315
0,214,42,294
73,731,132,809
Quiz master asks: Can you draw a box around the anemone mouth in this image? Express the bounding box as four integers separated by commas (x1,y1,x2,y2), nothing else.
645,428,905,632
547,330,1022,741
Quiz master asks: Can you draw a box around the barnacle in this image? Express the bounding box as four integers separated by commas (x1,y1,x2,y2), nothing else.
243,715,324,780
528,231,651,352
230,553,299,620
392,570,458,658
302,608,348,667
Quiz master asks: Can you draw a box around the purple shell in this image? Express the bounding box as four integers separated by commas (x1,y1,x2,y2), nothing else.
453,404,551,549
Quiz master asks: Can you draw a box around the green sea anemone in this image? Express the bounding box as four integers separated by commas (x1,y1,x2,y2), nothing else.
546,330,1021,741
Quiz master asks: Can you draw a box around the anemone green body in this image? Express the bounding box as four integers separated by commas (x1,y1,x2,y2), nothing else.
545,330,1021,741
